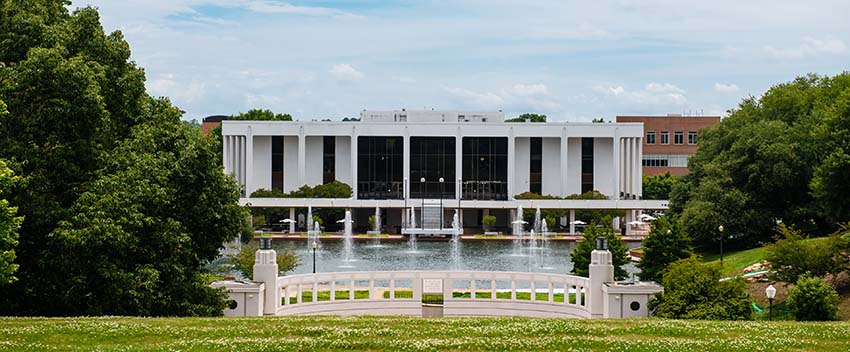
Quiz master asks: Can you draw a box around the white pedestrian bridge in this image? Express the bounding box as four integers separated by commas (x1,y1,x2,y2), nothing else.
214,243,663,319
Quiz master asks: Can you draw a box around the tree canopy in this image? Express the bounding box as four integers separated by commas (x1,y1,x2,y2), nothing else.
570,219,630,280
0,2,247,316
505,113,546,122
637,216,692,282
670,73,850,249
0,158,23,285
649,256,752,320
642,172,677,200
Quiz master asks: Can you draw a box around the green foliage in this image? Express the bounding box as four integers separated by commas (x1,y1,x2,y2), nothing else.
230,109,293,121
570,219,630,280
671,73,850,249
368,215,376,231
482,215,496,230
0,159,23,285
765,224,850,284
786,275,839,321
638,216,693,282
649,256,753,320
250,181,352,199
642,172,677,200
505,113,546,122
0,4,247,316
515,190,624,226
228,240,300,279
591,118,605,123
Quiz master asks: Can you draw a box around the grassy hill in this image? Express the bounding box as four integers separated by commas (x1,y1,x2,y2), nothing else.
1,316,849,351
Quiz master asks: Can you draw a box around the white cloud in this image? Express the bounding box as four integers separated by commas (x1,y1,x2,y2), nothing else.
240,1,343,16
645,82,685,94
593,83,687,106
147,74,207,103
444,83,560,112
764,37,848,60
392,75,416,83
330,63,365,81
714,83,739,93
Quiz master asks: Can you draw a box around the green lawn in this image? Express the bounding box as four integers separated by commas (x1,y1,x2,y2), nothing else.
703,237,829,275
1,316,848,351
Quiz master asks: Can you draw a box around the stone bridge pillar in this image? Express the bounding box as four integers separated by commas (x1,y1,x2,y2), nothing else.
254,237,279,315
588,237,614,318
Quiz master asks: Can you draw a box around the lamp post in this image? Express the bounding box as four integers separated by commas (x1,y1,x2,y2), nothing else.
439,177,444,229
718,225,725,266
311,241,318,274
420,177,425,229
766,284,776,321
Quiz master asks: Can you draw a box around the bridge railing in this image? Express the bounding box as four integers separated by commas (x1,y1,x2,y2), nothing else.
274,271,591,317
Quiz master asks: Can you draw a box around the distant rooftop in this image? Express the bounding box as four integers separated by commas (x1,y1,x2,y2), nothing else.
360,109,505,123
202,115,229,123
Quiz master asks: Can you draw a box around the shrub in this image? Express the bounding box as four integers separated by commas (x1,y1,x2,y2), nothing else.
649,256,753,320
787,275,839,321
638,216,693,282
482,215,496,231
368,215,377,231
228,240,300,279
765,224,848,284
570,218,630,280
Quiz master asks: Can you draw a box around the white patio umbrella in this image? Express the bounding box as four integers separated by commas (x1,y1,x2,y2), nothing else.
628,220,644,226
570,220,587,225
511,220,528,224
638,214,656,221
279,219,296,223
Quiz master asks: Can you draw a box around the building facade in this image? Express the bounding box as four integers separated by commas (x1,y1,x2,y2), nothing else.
616,115,720,176
223,110,664,235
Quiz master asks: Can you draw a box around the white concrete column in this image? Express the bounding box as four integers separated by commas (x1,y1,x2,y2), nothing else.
569,209,576,234
351,132,358,199
612,134,621,200
637,137,643,198
625,209,633,237
560,128,568,197
223,135,230,174
455,129,462,200
625,138,632,198
237,136,243,188
297,128,306,187
253,247,279,315
289,208,295,233
589,247,614,318
403,129,410,200
245,128,254,196
507,129,515,200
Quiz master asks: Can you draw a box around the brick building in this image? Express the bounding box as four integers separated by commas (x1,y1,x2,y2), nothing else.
615,115,720,176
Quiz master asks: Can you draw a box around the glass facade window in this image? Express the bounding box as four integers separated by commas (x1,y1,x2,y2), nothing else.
410,137,456,199
357,136,403,199
646,131,656,145
688,131,697,145
529,137,542,194
462,137,508,200
581,138,594,193
271,136,284,191
323,136,335,184
660,131,669,145
674,131,684,145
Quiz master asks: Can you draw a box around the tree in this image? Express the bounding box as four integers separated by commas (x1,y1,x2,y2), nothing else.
670,73,850,249
0,4,247,316
591,118,605,123
786,275,839,321
642,172,677,200
47,98,250,316
230,109,293,121
505,113,546,122
0,158,23,285
482,215,496,231
765,224,850,285
649,256,753,320
570,219,630,280
228,240,300,279
638,216,693,282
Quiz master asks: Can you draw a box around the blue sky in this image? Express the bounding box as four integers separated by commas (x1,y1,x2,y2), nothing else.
70,0,850,121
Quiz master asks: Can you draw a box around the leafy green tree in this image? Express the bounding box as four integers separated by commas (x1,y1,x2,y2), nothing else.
230,109,293,121
0,158,23,285
765,224,850,285
649,256,753,320
228,240,300,279
786,275,839,321
0,4,247,316
482,215,496,231
570,219,630,280
671,73,850,249
48,98,249,316
638,216,692,282
591,118,605,123
565,191,626,224
505,113,546,122
642,172,677,200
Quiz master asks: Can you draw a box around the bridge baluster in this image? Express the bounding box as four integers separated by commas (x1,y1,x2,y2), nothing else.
350,279,355,301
